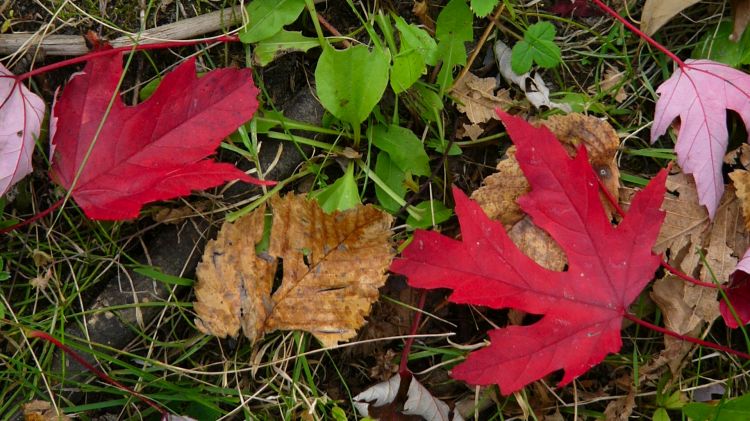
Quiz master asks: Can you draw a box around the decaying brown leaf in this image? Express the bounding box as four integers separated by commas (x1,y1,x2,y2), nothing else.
194,194,394,347
621,168,748,377
623,170,747,283
452,72,512,125
590,66,628,103
730,169,750,231
23,400,70,421
640,0,701,36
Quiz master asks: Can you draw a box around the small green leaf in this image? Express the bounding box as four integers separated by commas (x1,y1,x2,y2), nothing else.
314,165,360,213
426,138,462,155
391,49,426,94
683,393,750,421
436,37,468,94
315,45,390,125
470,0,499,17
239,0,306,44
407,200,453,229
652,408,670,421
434,0,473,94
371,124,430,176
436,0,474,42
253,30,320,66
405,83,444,122
394,16,439,65
664,391,686,410
330,406,347,421
374,151,407,213
511,21,561,74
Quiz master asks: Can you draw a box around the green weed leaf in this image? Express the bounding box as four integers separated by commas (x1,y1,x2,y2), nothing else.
374,151,406,213
239,0,306,44
315,45,390,125
511,21,561,74
394,16,439,66
693,21,750,67
315,165,360,213
406,200,453,229
435,0,473,94
391,49,425,94
471,0,499,17
371,124,430,176
683,393,750,420
254,30,320,66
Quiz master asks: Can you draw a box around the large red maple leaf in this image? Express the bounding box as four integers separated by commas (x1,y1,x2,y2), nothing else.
391,112,667,394
50,50,270,220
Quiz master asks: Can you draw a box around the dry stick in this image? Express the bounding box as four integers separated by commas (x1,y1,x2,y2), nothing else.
18,35,239,81
455,3,506,84
316,14,351,48
0,6,243,56
28,330,169,418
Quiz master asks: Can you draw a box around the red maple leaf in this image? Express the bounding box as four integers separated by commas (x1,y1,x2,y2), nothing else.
50,50,271,220
390,112,667,394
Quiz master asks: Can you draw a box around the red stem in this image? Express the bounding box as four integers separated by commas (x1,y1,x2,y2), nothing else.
589,0,685,68
624,314,750,360
0,198,64,235
18,35,240,81
27,330,169,418
660,258,721,289
399,290,427,374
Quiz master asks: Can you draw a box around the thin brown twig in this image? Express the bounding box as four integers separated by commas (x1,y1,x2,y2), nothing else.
317,14,351,48
455,3,506,85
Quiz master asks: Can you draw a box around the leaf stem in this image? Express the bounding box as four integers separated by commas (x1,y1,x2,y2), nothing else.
399,290,427,374
590,0,685,68
27,330,169,418
623,313,750,360
0,198,63,235
17,35,240,81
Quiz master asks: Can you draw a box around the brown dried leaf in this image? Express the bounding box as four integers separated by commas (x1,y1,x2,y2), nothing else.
194,194,394,347
23,400,70,421
457,123,485,141
452,72,512,125
640,0,701,36
622,169,748,378
622,170,746,283
590,66,628,103
730,169,750,231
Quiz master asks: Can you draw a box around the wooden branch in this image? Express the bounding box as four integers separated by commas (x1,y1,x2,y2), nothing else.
0,5,243,56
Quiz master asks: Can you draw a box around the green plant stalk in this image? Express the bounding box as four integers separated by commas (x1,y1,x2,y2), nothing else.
304,0,328,48
253,116,345,136
226,168,313,222
354,159,421,220
264,131,345,153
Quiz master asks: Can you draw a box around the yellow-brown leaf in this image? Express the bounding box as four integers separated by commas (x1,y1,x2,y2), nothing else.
194,194,394,347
